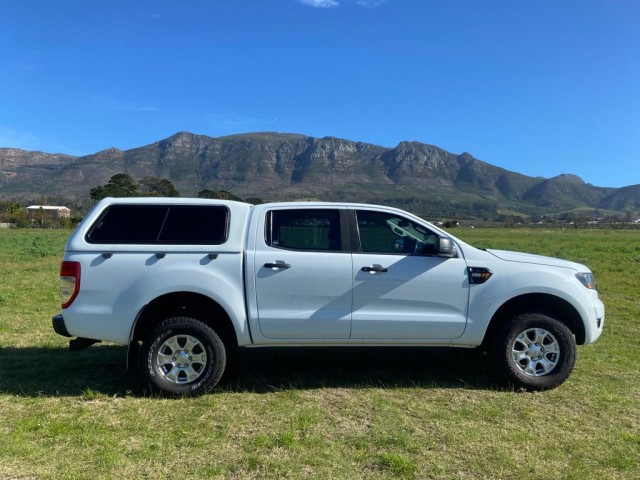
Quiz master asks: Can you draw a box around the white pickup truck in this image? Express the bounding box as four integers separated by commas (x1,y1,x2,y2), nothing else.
52,198,604,395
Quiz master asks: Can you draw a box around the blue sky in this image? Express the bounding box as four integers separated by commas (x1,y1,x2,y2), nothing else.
1,0,638,188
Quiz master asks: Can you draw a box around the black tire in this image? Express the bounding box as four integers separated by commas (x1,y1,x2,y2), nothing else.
493,312,576,391
139,316,227,396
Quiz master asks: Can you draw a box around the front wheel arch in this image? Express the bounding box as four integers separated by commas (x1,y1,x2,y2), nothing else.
482,293,586,348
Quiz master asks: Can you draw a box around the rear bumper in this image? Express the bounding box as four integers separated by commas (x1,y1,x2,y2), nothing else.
52,313,101,350
52,313,72,337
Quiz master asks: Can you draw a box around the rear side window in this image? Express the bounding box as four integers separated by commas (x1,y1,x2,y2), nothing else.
266,209,342,251
159,207,228,244
86,205,229,245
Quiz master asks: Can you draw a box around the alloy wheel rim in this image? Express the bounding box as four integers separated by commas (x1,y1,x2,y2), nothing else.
511,328,560,377
156,334,208,384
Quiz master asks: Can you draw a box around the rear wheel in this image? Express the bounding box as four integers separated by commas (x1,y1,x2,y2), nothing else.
493,312,576,390
139,316,227,396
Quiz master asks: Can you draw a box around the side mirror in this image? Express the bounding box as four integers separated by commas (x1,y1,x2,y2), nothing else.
437,237,457,258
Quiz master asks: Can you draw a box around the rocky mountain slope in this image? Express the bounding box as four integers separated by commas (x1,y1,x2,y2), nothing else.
0,132,636,218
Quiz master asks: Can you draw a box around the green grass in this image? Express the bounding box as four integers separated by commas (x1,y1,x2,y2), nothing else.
0,228,639,479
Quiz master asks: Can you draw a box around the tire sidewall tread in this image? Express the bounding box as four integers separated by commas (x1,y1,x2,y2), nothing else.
494,312,576,391
139,316,227,396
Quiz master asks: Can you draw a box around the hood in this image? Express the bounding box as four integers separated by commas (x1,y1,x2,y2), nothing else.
486,249,589,272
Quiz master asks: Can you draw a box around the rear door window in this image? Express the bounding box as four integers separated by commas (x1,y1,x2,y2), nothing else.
265,209,343,251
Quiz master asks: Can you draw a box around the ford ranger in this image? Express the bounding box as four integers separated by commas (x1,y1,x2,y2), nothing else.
52,198,605,395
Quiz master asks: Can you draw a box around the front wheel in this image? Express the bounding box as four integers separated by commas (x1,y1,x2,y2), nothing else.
139,316,227,396
493,313,576,391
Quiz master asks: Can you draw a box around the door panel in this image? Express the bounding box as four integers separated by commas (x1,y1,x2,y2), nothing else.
350,208,469,339
255,250,352,338
351,254,469,339
254,208,352,339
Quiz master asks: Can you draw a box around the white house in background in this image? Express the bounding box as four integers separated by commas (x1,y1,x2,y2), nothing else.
27,205,71,220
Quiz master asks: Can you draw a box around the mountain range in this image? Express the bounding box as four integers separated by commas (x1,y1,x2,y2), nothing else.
1,131,638,219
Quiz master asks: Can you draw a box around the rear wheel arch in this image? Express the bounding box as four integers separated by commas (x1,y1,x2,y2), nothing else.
128,292,238,368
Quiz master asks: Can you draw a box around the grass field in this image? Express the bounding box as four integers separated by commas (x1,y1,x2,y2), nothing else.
0,228,638,479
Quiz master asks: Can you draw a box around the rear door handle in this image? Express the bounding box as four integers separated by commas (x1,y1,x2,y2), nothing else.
264,262,291,269
361,265,388,273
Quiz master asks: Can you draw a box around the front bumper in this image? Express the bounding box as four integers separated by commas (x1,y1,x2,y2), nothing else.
591,298,605,342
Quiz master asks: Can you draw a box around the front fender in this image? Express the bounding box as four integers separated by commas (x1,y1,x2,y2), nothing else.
457,267,594,346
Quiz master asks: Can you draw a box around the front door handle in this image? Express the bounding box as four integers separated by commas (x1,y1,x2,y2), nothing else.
361,265,388,273
264,262,291,269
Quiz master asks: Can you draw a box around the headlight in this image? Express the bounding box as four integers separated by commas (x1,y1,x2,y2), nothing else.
576,272,597,290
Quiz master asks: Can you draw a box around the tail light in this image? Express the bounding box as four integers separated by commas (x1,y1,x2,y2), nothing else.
60,261,81,308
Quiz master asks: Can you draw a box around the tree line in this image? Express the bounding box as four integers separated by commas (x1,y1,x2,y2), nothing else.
90,174,180,200
90,173,263,204
0,173,264,227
